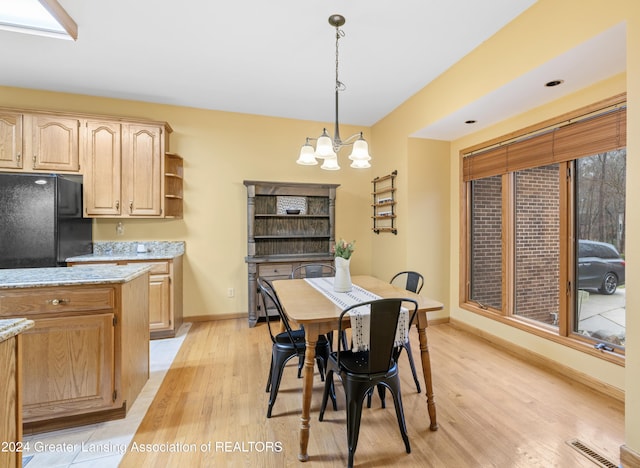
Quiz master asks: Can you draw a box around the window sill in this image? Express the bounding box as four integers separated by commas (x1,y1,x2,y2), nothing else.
460,301,625,367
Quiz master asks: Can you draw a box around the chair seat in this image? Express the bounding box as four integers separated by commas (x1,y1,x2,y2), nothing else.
329,350,395,376
274,329,330,347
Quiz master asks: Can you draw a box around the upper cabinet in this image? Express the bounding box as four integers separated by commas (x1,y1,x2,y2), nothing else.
0,111,23,169
0,106,183,219
84,121,167,217
83,120,122,216
0,112,80,173
30,115,80,172
122,124,163,216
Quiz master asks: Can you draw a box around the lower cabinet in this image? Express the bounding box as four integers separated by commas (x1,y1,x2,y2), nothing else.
0,330,24,468
0,275,149,433
22,314,115,421
68,257,183,339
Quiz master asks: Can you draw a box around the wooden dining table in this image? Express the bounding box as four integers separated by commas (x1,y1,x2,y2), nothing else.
272,275,444,462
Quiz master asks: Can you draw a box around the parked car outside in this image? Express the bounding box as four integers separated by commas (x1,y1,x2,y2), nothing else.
578,240,626,295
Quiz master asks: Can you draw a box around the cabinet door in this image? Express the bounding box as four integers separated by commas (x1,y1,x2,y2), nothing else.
0,337,20,468
122,124,162,216
149,275,171,331
30,115,80,172
0,112,23,170
84,120,122,216
21,313,116,421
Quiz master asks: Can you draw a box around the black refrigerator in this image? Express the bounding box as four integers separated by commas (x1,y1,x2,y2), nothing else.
0,172,93,268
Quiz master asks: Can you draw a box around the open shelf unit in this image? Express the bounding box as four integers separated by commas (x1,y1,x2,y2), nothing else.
164,153,183,218
372,170,397,234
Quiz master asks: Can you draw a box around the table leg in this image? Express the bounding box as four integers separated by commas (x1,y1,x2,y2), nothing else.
298,323,320,461
416,319,438,431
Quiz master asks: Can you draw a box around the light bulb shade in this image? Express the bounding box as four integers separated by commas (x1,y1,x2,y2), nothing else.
320,156,340,170
348,137,371,161
296,144,318,165
350,158,371,169
315,130,334,158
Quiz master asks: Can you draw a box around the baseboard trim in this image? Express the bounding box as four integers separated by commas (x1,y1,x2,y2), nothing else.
187,313,245,322
449,318,624,402
621,444,640,468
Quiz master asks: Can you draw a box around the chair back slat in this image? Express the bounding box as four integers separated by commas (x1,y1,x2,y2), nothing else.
291,263,336,279
391,271,424,294
338,298,418,374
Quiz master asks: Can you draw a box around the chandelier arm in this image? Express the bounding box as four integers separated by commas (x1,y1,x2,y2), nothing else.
340,132,364,146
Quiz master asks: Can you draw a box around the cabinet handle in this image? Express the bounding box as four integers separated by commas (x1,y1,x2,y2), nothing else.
129,200,133,213
115,200,120,210
33,155,37,164
16,153,21,166
47,298,69,306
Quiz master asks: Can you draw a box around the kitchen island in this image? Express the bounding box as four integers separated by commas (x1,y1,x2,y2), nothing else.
0,265,150,434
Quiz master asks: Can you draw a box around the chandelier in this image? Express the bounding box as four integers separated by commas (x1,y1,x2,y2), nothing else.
296,14,371,170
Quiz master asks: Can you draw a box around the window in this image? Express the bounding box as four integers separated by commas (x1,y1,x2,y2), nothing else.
461,95,626,357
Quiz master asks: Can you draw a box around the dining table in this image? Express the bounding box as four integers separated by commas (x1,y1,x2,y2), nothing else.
272,274,444,462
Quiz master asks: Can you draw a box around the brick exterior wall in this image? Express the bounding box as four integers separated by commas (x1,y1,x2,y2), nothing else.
514,165,560,324
471,176,503,309
470,166,560,325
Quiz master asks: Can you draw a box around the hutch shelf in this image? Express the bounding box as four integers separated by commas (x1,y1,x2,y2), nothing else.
243,180,339,327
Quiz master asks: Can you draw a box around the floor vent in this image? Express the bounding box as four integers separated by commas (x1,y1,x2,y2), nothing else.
566,439,618,468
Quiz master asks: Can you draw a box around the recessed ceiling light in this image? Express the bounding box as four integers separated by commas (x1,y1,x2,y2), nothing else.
0,0,77,41
465,120,477,124
545,79,564,87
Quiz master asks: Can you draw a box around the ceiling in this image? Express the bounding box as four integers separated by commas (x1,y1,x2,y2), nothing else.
0,1,626,140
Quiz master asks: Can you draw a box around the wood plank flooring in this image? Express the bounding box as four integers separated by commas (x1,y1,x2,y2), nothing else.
119,319,624,467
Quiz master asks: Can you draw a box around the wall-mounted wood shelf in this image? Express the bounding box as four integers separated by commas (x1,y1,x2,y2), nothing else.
372,170,397,234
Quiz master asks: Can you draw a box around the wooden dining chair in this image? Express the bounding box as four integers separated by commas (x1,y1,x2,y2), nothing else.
257,277,337,418
319,298,419,468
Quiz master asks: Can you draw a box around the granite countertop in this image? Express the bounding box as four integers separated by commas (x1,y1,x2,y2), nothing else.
67,241,185,262
0,318,35,343
0,264,151,289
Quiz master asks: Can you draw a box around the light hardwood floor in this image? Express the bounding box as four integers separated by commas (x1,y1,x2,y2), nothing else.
119,319,624,467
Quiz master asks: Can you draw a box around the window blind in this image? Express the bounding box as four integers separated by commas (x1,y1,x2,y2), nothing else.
463,104,626,182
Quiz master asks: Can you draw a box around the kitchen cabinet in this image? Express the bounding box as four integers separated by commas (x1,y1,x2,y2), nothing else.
68,257,183,339
0,272,149,433
0,319,33,468
243,180,339,327
83,119,122,216
0,111,23,170
127,258,183,339
29,115,81,172
0,105,183,219
0,112,80,173
83,121,180,218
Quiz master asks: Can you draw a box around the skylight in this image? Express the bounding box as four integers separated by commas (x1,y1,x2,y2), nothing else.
0,0,77,40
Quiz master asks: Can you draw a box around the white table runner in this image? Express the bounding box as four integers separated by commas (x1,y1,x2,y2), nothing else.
304,277,409,352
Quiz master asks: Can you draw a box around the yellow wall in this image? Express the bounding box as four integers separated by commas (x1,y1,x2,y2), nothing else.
372,0,639,459
0,86,374,319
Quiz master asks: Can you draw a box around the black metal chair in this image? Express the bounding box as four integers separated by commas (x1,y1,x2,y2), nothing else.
290,263,335,279
290,263,348,351
319,298,418,468
257,277,336,418
390,271,424,393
